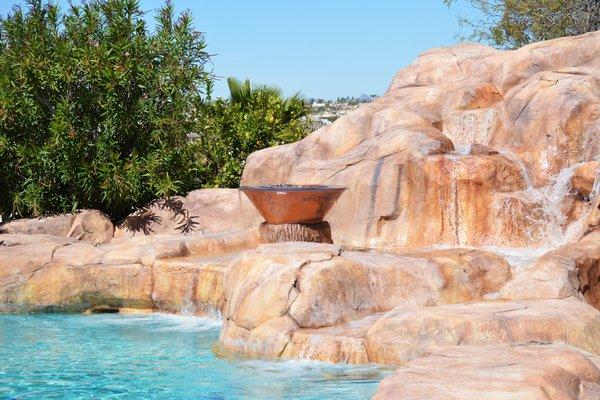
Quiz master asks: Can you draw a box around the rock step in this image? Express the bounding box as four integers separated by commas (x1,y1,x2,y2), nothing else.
153,253,240,315
0,230,252,314
365,297,600,365
373,344,600,400
281,314,384,364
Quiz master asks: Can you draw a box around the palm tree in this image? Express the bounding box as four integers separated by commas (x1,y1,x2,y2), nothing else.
226,77,307,122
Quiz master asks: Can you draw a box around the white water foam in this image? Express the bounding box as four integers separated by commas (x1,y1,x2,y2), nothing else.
481,246,550,275
232,357,389,381
83,312,222,332
151,313,222,332
425,243,549,275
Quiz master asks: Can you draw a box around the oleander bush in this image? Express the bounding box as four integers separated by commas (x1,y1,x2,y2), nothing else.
0,0,309,223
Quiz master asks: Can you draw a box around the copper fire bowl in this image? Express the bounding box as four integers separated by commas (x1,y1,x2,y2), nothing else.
239,185,346,224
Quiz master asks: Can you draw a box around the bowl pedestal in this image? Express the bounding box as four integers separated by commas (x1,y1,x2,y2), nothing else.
258,221,332,244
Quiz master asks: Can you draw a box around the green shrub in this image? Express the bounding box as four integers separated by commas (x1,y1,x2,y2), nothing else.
0,0,211,221
0,1,310,223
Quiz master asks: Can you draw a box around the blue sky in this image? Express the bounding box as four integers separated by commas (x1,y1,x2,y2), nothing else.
0,1,477,99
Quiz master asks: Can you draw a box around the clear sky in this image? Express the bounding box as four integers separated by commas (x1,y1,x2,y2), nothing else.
0,1,477,99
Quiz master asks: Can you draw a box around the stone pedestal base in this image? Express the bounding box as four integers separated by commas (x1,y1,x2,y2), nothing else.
259,221,332,244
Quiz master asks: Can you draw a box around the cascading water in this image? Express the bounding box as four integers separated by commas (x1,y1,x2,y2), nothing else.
543,163,589,244
498,150,592,248
479,151,598,274
499,150,534,187
180,276,198,316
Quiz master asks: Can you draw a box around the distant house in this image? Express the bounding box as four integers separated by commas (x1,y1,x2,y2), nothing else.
308,94,378,129
186,132,200,142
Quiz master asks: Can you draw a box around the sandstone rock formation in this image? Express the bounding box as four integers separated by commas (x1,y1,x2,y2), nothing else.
365,297,600,365
500,229,600,304
0,228,258,313
0,214,75,237
219,242,512,360
216,236,600,366
572,161,599,199
67,210,114,244
217,31,600,398
242,31,600,249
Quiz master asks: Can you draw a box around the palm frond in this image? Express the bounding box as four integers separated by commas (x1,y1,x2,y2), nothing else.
227,77,251,105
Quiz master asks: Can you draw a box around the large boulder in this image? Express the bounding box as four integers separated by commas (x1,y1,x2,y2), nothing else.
67,210,114,244
241,31,600,249
114,189,259,238
219,242,512,359
501,230,600,306
219,242,600,366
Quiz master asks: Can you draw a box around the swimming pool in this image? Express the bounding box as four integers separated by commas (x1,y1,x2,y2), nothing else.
0,313,388,399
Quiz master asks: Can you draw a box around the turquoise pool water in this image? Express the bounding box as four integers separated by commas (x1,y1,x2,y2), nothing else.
0,313,388,399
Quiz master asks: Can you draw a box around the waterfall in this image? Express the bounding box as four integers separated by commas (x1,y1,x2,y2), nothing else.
180,276,198,316
515,159,585,246
542,164,584,245
496,151,594,247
